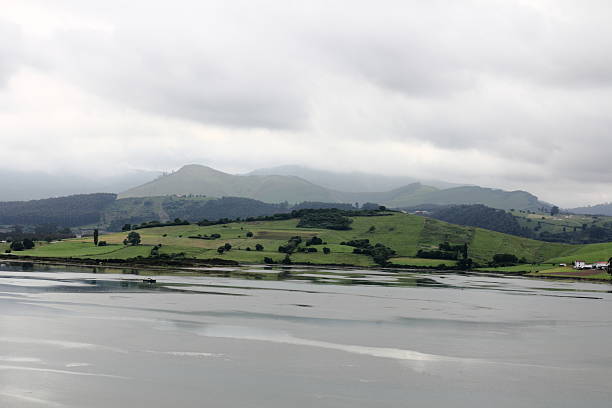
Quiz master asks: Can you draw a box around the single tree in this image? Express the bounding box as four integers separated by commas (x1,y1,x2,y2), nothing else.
22,238,35,250
550,206,560,216
255,243,264,251
93,228,99,246
323,247,331,254
125,231,141,246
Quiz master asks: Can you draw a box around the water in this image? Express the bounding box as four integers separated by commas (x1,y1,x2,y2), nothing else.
1,261,611,407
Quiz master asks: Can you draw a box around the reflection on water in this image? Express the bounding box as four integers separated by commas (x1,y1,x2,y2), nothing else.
0,261,611,408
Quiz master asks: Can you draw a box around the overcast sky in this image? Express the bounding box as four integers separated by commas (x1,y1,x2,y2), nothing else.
1,0,611,207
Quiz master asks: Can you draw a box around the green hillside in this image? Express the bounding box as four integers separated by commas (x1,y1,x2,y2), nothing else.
392,186,545,211
11,212,581,267
118,164,336,203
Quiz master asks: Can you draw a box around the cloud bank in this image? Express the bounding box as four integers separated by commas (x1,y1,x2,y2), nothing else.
1,0,611,206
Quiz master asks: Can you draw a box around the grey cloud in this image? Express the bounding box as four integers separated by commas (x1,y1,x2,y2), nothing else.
0,20,23,87
2,0,612,207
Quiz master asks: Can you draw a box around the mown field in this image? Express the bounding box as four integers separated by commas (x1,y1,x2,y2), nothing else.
6,212,603,269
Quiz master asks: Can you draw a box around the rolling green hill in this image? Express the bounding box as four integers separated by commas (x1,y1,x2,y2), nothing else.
11,212,581,267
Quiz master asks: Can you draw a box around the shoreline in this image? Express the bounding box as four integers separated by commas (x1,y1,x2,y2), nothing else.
1,254,611,284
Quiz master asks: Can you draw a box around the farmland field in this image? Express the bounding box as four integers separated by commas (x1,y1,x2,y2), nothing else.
5,212,612,275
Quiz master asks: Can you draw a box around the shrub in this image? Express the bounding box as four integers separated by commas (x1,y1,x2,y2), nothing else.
305,236,323,246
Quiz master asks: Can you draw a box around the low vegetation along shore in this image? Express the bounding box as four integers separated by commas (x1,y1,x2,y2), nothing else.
2,209,611,281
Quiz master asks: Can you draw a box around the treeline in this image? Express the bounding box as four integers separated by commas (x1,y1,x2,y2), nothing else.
340,239,396,265
108,197,369,231
0,193,117,227
163,197,290,222
0,224,75,242
537,225,612,244
121,208,390,232
425,204,533,238
420,204,612,244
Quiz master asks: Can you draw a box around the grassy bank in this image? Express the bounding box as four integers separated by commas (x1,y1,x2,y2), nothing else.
5,212,611,277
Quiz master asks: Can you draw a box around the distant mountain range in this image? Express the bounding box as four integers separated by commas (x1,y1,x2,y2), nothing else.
568,203,612,216
119,164,549,211
0,169,161,201
248,165,462,191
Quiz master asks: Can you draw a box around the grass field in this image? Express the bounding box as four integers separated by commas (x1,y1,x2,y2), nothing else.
7,212,612,271
544,242,612,264
477,264,612,281
477,264,558,273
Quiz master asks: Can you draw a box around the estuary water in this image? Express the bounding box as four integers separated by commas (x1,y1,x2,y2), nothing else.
0,262,611,407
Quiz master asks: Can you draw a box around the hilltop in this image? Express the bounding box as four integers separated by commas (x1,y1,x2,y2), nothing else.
118,164,336,203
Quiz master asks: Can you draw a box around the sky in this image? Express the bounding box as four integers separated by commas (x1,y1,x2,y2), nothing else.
1,0,611,207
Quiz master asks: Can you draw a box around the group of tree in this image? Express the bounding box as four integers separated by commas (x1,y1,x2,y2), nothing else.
217,243,232,254
416,242,468,261
0,193,117,227
423,204,534,238
188,233,221,240
163,196,290,223
123,231,141,246
0,224,74,243
488,253,527,267
6,238,35,252
278,236,304,254
131,218,190,230
340,239,396,265
297,210,353,230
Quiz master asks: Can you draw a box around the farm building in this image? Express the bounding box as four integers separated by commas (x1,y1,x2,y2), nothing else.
574,261,587,269
594,261,609,270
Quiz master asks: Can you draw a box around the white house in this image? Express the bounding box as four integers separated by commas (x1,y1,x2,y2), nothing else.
574,261,585,269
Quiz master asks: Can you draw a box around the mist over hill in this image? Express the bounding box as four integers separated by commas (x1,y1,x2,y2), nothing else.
0,169,161,201
248,165,462,192
119,164,550,211
118,164,337,203
568,203,612,216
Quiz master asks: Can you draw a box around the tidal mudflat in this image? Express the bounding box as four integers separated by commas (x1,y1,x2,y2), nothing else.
1,262,611,407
